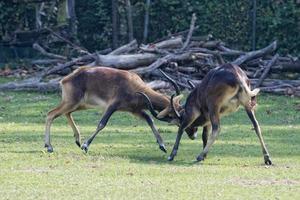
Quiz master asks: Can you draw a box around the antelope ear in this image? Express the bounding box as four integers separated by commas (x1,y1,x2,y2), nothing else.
157,107,171,118
251,88,260,97
173,94,184,103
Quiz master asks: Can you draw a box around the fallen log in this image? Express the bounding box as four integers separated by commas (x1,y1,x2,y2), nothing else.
189,40,224,49
33,43,67,60
43,38,182,77
108,39,138,55
97,48,113,55
272,60,300,73
132,51,199,75
255,54,279,88
43,53,95,77
152,27,200,43
143,37,183,50
189,47,241,57
232,41,277,65
217,45,245,56
191,34,213,41
131,54,173,74
259,85,300,97
31,59,65,65
95,53,159,69
0,78,172,92
166,66,197,73
0,78,59,92
252,79,300,87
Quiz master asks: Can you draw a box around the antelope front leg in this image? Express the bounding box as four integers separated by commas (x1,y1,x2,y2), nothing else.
168,114,195,161
65,113,81,147
138,111,167,153
81,105,116,153
44,116,54,153
196,112,220,162
44,102,76,152
168,127,184,161
246,109,272,165
202,125,211,151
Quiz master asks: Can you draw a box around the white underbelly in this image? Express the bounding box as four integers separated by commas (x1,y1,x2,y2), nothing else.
220,98,241,117
82,94,108,108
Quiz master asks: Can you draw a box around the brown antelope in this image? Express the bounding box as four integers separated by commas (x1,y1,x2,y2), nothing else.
44,66,189,153
144,63,272,165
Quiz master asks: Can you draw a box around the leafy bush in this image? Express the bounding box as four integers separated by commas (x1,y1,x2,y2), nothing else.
0,0,299,55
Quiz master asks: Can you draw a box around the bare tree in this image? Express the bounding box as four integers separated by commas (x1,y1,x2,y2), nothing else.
125,0,134,42
66,0,77,39
143,0,151,43
251,0,257,50
112,0,120,49
35,2,44,30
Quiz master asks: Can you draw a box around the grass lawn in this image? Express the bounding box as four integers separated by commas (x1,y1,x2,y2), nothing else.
0,86,300,199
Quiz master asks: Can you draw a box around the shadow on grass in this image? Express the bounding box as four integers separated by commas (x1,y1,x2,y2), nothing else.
0,144,298,168
1,132,298,167
1,126,299,148
0,150,42,154
1,118,299,167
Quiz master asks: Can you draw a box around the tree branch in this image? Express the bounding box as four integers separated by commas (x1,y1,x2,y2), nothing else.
180,13,197,51
33,42,67,60
254,54,279,88
232,41,277,65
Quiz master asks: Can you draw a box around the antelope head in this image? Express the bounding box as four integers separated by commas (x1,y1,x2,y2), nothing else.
140,69,198,139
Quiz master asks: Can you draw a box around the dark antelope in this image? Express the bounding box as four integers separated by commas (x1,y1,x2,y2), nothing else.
44,66,187,153
145,64,272,165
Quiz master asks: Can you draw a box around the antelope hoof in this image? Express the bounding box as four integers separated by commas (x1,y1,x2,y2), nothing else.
159,144,167,153
45,144,53,153
168,156,174,161
168,150,177,161
81,143,89,153
75,140,81,148
196,155,205,162
264,155,272,165
188,132,198,140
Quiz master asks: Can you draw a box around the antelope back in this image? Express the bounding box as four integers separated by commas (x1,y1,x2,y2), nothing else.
60,66,171,112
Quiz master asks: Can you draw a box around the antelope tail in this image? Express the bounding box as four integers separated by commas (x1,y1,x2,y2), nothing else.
237,73,260,97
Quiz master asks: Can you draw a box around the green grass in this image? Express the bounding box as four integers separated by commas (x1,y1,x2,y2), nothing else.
0,87,300,199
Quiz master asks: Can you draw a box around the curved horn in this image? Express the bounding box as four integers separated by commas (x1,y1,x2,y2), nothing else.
187,80,195,89
159,69,180,95
171,94,181,120
136,92,158,118
137,92,171,122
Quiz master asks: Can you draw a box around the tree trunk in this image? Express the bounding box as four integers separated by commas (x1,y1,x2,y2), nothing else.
143,0,151,43
35,3,44,30
125,0,134,42
112,0,119,49
66,0,77,40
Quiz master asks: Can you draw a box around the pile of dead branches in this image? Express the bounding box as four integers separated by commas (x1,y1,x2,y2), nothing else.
1,14,299,97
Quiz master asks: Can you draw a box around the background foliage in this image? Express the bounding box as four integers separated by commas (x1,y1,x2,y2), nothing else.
0,0,299,60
